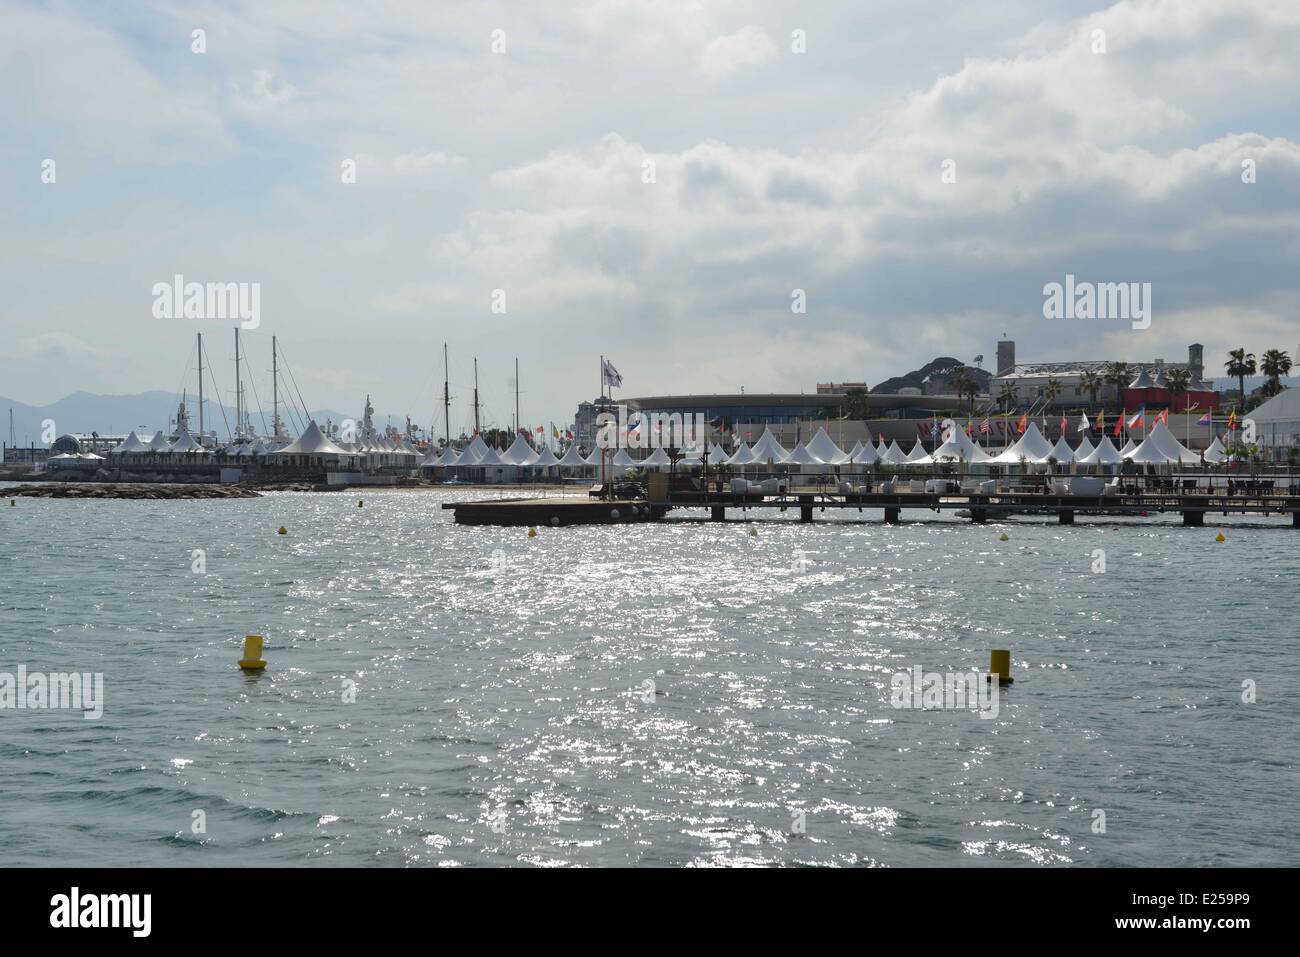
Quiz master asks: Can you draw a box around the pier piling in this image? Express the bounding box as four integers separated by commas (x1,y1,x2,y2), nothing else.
884,507,900,525
711,506,725,522
799,495,813,523
1183,511,1204,527
1058,510,1074,525
970,507,987,524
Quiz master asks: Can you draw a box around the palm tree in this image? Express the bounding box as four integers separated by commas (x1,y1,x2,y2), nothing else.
1165,368,1190,412
998,380,1017,414
1104,361,1130,411
1041,376,1062,409
952,367,979,414
1260,349,1292,396
1079,370,1101,408
1225,348,1256,407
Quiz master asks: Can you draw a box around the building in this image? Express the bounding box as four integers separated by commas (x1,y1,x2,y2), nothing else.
992,344,1217,412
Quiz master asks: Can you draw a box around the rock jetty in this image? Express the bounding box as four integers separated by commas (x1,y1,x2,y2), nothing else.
5,483,261,500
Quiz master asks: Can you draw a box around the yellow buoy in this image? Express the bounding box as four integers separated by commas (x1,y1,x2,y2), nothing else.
277,526,287,535
528,527,538,537
238,634,267,671
358,500,363,508
998,532,1009,541
1215,532,1225,542
988,648,1013,684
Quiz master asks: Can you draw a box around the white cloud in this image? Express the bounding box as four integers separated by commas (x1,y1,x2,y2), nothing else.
700,26,778,83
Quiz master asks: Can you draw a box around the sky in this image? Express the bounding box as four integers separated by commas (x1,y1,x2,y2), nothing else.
2,0,1298,437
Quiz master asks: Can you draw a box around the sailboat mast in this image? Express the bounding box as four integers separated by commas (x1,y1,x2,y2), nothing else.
515,357,520,440
473,358,481,435
197,332,204,442
234,327,242,439
442,343,450,443
272,335,279,437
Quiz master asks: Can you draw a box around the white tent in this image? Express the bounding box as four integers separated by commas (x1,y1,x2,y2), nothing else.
725,442,755,466
749,429,790,464
437,445,462,466
806,427,849,465
1249,387,1300,449
875,438,891,459
785,443,821,466
1145,421,1202,465
275,420,350,458
1073,435,1095,462
584,446,604,466
611,449,634,467
1203,435,1227,464
1049,435,1075,463
475,445,504,467
849,440,880,465
927,424,993,463
146,430,171,452
1119,439,1137,458
531,448,561,470
460,435,490,464
499,436,535,465
641,447,670,468
880,440,909,465
168,430,207,454
1127,432,1177,465
419,446,443,467
517,447,541,467
905,441,929,462
111,431,149,456
1077,434,1124,466
992,422,1054,464
706,443,730,465
558,444,588,469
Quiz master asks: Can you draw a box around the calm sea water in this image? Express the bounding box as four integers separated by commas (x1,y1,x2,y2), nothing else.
1,486,1296,867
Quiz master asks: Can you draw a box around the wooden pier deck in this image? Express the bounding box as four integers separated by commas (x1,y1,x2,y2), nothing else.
443,496,667,526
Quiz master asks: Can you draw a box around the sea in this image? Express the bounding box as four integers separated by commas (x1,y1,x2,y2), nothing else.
1,486,1296,867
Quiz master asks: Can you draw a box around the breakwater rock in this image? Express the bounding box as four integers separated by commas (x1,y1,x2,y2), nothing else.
5,483,261,500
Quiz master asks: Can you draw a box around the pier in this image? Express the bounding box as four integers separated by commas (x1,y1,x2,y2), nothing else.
446,476,1300,527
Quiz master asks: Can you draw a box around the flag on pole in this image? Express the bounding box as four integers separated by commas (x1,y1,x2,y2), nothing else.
1016,413,1027,434
1094,409,1104,430
1060,415,1068,434
1077,413,1090,432
601,359,623,388
979,417,989,434
1113,414,1124,437
1196,410,1212,426
1127,407,1145,429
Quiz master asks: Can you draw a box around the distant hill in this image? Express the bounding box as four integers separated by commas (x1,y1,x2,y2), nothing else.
0,390,359,449
872,357,990,394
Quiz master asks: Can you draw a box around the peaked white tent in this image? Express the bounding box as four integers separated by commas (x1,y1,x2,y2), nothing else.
1127,432,1176,465
1077,434,1124,466
1203,435,1227,464
111,431,149,456
1049,435,1075,462
558,444,588,469
880,441,909,465
460,435,490,464
611,449,634,467
419,446,443,467
725,442,755,466
641,447,670,468
584,446,604,466
851,441,880,465
1073,435,1096,462
531,448,561,470
475,445,503,467
1119,438,1137,458
1145,421,1202,465
806,427,849,465
992,422,1054,464
499,435,535,465
274,420,350,458
168,430,207,454
146,430,172,452
706,443,730,465
785,443,821,466
749,429,790,464
437,446,462,466
905,441,929,462
926,424,993,463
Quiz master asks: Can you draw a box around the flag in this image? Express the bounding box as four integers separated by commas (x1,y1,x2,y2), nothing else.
1113,415,1123,437
1016,413,1027,434
1077,414,1089,432
1094,410,1104,430
1158,409,1169,426
979,417,989,434
1196,411,1212,426
930,420,939,437
535,425,544,434
1227,410,1237,430
601,359,623,388
1060,415,1067,434
565,430,573,440
1127,407,1145,429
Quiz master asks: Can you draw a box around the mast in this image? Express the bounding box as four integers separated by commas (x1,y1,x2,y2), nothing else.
473,358,481,436
442,343,451,443
272,335,278,437
234,327,242,439
515,357,520,441
197,332,204,443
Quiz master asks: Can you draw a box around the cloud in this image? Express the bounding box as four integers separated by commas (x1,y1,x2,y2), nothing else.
700,26,778,83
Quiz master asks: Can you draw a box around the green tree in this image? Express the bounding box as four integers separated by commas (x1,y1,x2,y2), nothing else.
1260,349,1292,396
1104,361,1131,411
1165,368,1190,411
1040,376,1062,408
844,387,871,419
1079,370,1101,407
1225,348,1257,406
952,367,979,414
997,380,1018,413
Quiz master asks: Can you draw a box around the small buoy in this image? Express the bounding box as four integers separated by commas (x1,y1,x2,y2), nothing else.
358,500,363,508
8,500,13,507
987,648,1013,685
610,508,621,520
998,532,1009,541
748,526,758,537
277,526,287,535
528,527,538,537
238,634,267,671
1215,532,1225,542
